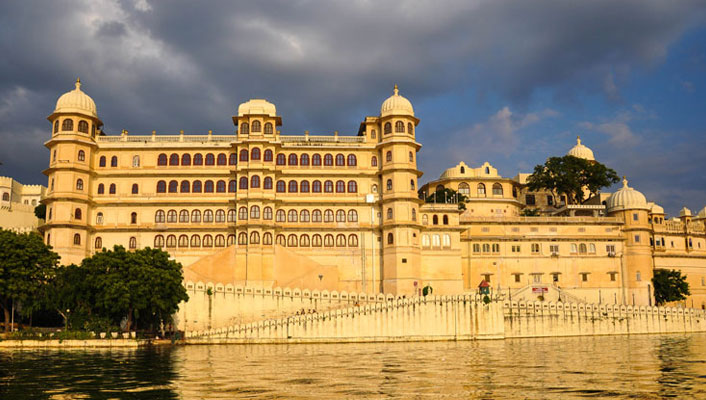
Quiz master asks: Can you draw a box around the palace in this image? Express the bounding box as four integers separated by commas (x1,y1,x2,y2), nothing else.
41,80,706,309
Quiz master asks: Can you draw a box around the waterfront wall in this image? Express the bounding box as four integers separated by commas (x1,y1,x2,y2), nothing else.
185,296,706,343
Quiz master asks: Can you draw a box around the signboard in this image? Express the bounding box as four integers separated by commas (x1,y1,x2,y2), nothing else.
532,287,548,294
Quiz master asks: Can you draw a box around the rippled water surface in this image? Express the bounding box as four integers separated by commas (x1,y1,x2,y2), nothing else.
2,334,706,399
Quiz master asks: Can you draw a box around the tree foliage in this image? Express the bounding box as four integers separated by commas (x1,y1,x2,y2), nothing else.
0,229,59,331
520,208,541,217
421,188,468,210
652,269,690,306
526,155,619,205
34,203,46,220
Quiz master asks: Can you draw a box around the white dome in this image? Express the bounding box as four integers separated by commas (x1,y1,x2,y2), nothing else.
679,207,692,217
606,177,648,212
54,78,98,118
648,202,665,215
695,207,706,219
380,85,414,117
238,99,276,117
567,136,595,161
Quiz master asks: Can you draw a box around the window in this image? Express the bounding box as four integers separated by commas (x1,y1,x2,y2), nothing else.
324,234,334,247
215,209,226,223
348,210,358,222
347,154,357,166
409,152,414,162
394,121,405,133
312,154,321,166
111,156,118,167
571,243,578,253
168,180,178,193
311,180,321,193
384,122,391,134
371,156,378,167
276,180,286,193
288,210,297,222
336,180,345,193
300,180,310,193
525,194,535,205
423,235,431,248
289,154,298,166
588,243,596,254
167,210,177,223
193,154,203,165
263,233,273,245
132,183,139,194
229,180,237,193
371,129,376,139
336,209,346,222
72,233,81,245
62,119,73,131
239,207,248,221
182,154,191,166
443,234,451,248
203,235,213,247
387,208,393,220
549,244,559,254
491,243,499,253
169,153,179,166
129,237,136,249
99,156,106,167
263,177,273,189
227,235,236,246
180,180,190,193
264,149,273,162
408,122,413,135
300,234,310,247
288,235,298,247
312,234,322,247
634,235,640,243
336,234,346,247
96,212,103,224
205,153,215,165
276,209,285,222
531,243,540,254
633,213,638,221
312,209,322,222
193,180,202,193
191,235,202,248
77,120,89,133
192,210,201,223
347,180,357,193
492,183,503,196
215,235,225,247
580,273,589,282
324,180,334,193
54,120,59,133
203,209,214,222
217,153,227,165
386,179,392,191
289,180,298,193
324,154,333,166
76,179,83,191
240,122,249,134
264,122,273,134
251,120,261,132
324,209,334,222
411,209,416,221
228,153,236,166
276,235,286,246
74,208,82,220
300,209,310,222
227,209,236,222
335,154,345,166
608,272,617,282
154,235,164,248
458,183,470,196
251,148,261,160
249,232,260,244
433,215,439,225
579,243,587,254
512,245,521,253
78,150,85,161
131,212,137,224
276,154,286,165
443,215,449,225
386,151,392,162
300,153,309,166
109,183,116,194
477,183,486,197
204,180,214,193
216,180,226,193
387,233,394,245
533,274,542,284
155,210,165,223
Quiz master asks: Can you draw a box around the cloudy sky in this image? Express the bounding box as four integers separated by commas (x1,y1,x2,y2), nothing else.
1,0,705,215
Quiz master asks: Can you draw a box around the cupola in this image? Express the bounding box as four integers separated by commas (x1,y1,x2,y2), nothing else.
567,136,595,161
380,85,414,117
237,99,277,117
53,78,98,119
605,177,648,212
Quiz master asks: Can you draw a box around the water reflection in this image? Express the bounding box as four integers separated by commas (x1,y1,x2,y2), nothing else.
1,334,705,399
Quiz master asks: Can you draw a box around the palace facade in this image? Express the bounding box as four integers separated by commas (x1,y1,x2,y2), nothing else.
41,80,706,308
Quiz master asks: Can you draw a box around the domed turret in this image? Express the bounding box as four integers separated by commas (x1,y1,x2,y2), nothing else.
238,99,276,117
606,177,648,212
567,136,595,161
380,85,414,117
54,78,98,119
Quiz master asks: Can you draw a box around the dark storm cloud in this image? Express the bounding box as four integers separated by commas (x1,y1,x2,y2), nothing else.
0,0,704,214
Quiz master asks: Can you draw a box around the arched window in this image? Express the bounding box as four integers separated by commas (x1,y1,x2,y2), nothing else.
412,209,416,221
286,234,298,247
324,180,334,193
77,120,89,133
408,122,413,135
179,210,189,223
154,235,164,248
348,210,358,222
168,180,178,193
227,209,236,222
193,153,203,165
300,209,310,222
240,122,249,134
78,150,85,161
300,180,310,192
336,234,346,247
217,153,227,165
204,180,214,193
386,208,393,220
227,234,236,246
492,183,503,196
386,179,392,191
251,148,261,160
203,209,214,222
371,129,376,139
131,212,137,224
215,235,225,247
192,180,202,193
336,209,346,222
336,180,345,193
324,154,333,166
579,243,587,254
251,175,260,188
312,154,322,166
179,235,189,248
312,180,322,193
264,122,273,134
240,149,249,162
276,234,286,246
433,235,441,247
205,153,215,165
433,215,439,225
76,179,83,191
443,215,449,225
348,234,358,247
276,209,285,222
288,180,298,193
276,154,286,165
228,153,236,165
203,235,213,247
336,154,345,166
251,120,261,132
129,237,136,249
182,154,191,166
155,210,165,223
109,183,116,194
347,154,357,166
250,232,260,244
589,243,596,254
410,179,415,190
485,167,490,174
395,121,404,133
386,151,392,162
229,180,237,193
169,153,179,166
216,180,226,193
263,207,273,220
371,156,378,167
387,233,394,245
167,210,177,223
300,234,310,247
409,151,414,162
312,234,322,247
191,235,201,247
324,234,334,247
264,177,273,189
99,156,106,167
384,122,391,134
422,235,430,247
74,208,82,220
191,210,201,222
324,209,334,222
422,214,428,225
180,180,190,193
288,210,298,222
238,207,248,221
54,120,59,133
276,180,286,193
288,154,298,165
458,183,470,196
264,149,273,161
62,119,73,131
111,156,118,167
73,233,82,245
263,232,273,245
250,205,260,219
312,209,322,222
477,183,486,196
300,154,309,166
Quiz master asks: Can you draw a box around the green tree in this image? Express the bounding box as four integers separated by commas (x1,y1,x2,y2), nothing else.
44,264,91,330
526,155,619,205
0,229,59,331
34,203,46,220
422,188,468,210
652,269,690,306
520,208,541,216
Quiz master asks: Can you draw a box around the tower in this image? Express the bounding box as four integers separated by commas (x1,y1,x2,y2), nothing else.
378,86,423,295
43,79,102,265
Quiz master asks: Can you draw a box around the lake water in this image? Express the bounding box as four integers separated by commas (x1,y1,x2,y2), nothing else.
2,334,706,399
